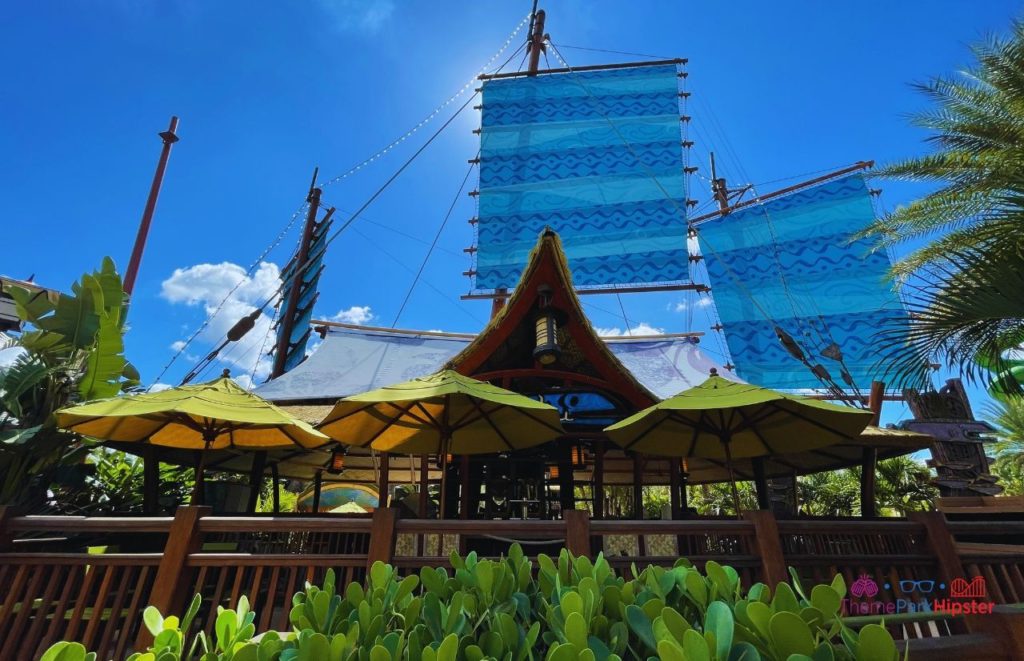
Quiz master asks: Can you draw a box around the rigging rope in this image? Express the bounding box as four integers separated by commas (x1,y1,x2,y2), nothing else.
319,14,530,191
391,159,478,328
157,15,530,386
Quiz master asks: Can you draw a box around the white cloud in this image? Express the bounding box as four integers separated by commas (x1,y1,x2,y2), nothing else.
595,322,664,337
673,297,712,313
161,261,281,384
170,340,187,352
331,305,374,325
315,0,395,34
148,382,174,393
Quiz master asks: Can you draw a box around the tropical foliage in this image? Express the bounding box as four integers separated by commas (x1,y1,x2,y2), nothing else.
861,22,1024,389
41,545,903,661
0,258,139,508
985,396,1024,495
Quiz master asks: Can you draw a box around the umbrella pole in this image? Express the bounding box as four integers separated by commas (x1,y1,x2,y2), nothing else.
437,438,450,557
192,435,216,507
721,438,743,518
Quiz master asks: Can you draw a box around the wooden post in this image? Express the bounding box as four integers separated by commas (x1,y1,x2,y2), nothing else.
669,457,682,519
752,457,770,510
312,470,323,513
564,509,591,557
632,453,644,519
366,507,398,570
143,447,159,514
743,510,787,588
271,463,280,513
965,606,1024,659
138,505,209,649
377,452,390,509
908,511,964,589
593,441,605,519
862,381,884,518
558,445,574,515
0,505,19,552
460,455,471,519
860,448,877,518
246,450,266,513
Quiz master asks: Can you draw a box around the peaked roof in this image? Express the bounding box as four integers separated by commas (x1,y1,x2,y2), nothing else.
446,230,660,408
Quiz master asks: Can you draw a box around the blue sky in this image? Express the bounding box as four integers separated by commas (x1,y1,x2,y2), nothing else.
2,1,1020,423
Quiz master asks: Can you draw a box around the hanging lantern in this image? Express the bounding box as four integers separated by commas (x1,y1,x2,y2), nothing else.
571,444,586,468
533,284,561,365
327,448,345,474
549,465,560,479
680,458,689,474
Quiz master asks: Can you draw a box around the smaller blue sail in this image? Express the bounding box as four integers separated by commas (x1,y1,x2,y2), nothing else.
698,174,907,391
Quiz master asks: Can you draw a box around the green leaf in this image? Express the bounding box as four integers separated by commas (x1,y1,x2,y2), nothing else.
40,642,91,661
856,624,897,661
565,611,589,650
706,601,735,659
682,628,710,661
625,604,656,652
143,606,164,636
436,633,459,661
656,639,686,661
769,611,815,658
810,585,841,619
772,582,801,614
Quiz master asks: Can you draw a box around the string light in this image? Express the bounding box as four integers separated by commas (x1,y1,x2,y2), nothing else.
320,13,531,190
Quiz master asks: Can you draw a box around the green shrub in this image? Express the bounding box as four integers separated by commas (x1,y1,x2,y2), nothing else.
40,546,904,660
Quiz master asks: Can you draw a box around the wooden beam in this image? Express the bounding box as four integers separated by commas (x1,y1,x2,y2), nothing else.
139,506,209,649
462,282,709,300
143,446,159,514
377,452,390,508
908,511,964,590
478,57,687,80
752,457,770,510
366,507,398,570
743,510,787,588
246,450,266,513
564,509,592,557
860,447,877,518
689,161,874,226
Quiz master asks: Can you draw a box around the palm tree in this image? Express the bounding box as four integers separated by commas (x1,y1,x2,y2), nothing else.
861,23,1024,389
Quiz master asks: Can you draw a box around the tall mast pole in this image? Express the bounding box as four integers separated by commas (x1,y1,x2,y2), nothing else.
124,116,179,296
491,7,547,318
271,169,321,379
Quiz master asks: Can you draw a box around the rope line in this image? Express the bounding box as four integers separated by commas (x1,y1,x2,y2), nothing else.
391,159,478,328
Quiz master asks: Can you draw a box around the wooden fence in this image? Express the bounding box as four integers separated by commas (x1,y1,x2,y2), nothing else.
1,506,1022,659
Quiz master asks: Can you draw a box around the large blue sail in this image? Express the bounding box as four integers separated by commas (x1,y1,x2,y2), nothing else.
697,174,907,390
475,64,689,289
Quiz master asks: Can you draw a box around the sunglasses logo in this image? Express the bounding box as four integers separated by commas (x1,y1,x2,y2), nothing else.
884,579,943,594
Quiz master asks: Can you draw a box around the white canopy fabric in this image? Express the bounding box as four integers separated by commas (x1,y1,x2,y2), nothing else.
256,324,731,402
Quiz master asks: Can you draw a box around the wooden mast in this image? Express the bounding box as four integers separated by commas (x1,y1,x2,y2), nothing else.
271,169,321,379
124,116,179,296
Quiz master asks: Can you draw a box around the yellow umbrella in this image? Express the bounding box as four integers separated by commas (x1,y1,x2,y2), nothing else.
318,370,564,518
604,372,873,514
57,375,329,503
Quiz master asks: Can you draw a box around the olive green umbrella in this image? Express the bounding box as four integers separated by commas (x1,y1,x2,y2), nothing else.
57,376,330,504
318,370,564,518
604,372,873,514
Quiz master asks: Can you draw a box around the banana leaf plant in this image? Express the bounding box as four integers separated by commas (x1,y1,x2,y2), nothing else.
0,257,139,508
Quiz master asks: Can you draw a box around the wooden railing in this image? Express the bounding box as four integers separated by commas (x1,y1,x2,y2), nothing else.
1,505,1023,659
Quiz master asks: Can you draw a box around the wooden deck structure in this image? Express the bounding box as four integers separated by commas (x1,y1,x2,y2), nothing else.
1,505,1023,659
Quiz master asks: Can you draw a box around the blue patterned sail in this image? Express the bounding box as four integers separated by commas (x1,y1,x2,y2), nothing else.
476,64,688,289
697,175,907,390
